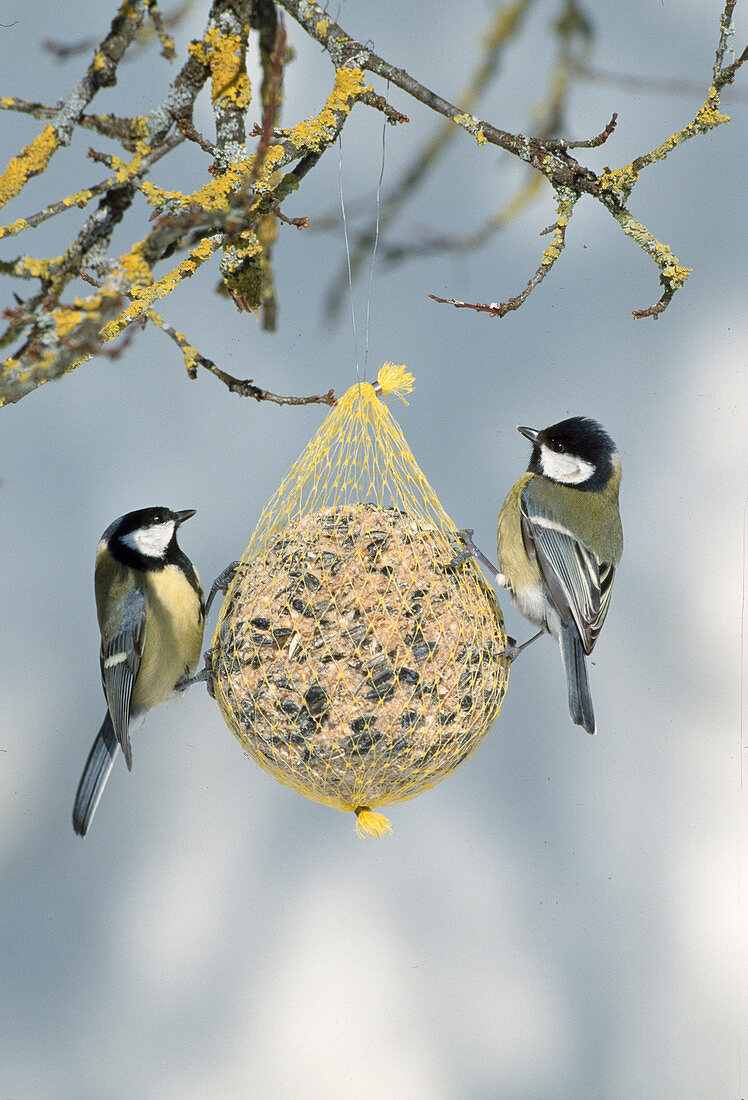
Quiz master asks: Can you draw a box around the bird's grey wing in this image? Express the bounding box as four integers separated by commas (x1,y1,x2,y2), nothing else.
100,587,147,770
520,491,613,654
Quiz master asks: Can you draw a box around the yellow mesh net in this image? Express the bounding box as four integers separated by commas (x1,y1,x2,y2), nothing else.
210,364,509,834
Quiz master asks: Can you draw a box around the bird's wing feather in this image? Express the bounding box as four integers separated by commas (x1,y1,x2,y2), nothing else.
520,489,614,654
99,587,147,770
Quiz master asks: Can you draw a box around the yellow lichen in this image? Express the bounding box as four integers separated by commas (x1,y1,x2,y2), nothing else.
0,349,58,404
692,95,730,130
65,189,93,208
101,236,219,341
328,66,369,112
182,343,200,374
612,210,692,288
248,143,285,190
0,124,59,211
140,140,285,224
54,308,86,337
190,24,250,109
601,83,731,202
0,282,127,405
598,164,638,198
189,39,207,64
0,217,28,239
10,254,64,281
141,155,252,212
0,184,97,239
287,68,369,154
116,246,150,288
105,131,151,183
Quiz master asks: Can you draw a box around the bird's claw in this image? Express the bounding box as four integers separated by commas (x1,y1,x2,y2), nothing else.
178,647,217,697
445,528,504,584
205,560,241,616
498,638,520,662
444,529,479,569
498,629,544,663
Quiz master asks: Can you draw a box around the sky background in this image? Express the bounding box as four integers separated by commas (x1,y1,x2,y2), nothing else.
1,0,746,1096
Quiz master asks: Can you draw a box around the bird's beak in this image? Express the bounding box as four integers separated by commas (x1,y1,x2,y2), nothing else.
175,509,197,526
517,425,539,444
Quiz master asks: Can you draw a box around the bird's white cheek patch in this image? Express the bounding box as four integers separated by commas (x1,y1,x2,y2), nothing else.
122,521,175,558
540,444,595,484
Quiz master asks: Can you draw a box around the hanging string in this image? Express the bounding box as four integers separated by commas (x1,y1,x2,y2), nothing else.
363,81,388,380
337,134,360,383
337,88,388,386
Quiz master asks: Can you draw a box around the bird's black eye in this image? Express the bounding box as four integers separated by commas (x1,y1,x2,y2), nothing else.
550,439,564,453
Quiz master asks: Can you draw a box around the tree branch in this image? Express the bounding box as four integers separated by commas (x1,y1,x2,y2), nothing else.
0,0,744,407
429,185,578,317
278,0,745,321
147,305,336,404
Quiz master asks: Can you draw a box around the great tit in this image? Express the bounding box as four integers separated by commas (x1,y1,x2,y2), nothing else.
72,507,205,837
456,416,622,735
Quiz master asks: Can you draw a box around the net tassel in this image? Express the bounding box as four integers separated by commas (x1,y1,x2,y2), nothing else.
355,806,392,838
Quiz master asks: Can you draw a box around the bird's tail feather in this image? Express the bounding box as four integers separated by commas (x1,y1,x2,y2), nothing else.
560,623,596,734
72,712,119,836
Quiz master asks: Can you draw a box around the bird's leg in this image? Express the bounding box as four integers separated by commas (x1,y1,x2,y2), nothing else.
499,629,544,662
205,560,241,616
447,529,507,588
179,646,217,697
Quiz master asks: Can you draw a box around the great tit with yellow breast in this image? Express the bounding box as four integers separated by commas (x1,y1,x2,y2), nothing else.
457,416,622,735
72,507,205,837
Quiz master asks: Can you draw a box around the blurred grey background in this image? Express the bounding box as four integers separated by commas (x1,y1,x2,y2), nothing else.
1,1,745,1096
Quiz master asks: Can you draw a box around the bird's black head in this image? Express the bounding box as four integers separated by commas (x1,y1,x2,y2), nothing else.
103,507,196,570
520,416,618,491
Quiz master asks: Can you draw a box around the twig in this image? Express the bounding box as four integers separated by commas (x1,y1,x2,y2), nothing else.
360,90,409,125
714,0,743,86
147,307,337,404
0,178,112,241
279,0,745,322
176,116,217,156
276,0,594,187
271,208,308,230
0,97,150,149
715,44,748,89
2,0,746,407
219,17,287,325
430,185,578,317
0,1,150,214
144,0,177,61
43,0,193,62
322,0,590,316
547,112,618,151
248,20,287,190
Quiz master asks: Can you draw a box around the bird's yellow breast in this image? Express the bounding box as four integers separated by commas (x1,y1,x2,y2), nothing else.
497,473,541,594
134,565,204,711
